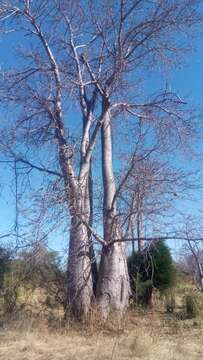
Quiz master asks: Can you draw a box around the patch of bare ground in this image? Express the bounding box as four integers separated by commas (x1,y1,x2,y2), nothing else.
1,311,203,360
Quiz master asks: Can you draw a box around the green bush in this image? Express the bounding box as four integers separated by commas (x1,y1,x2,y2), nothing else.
128,240,176,306
0,247,10,290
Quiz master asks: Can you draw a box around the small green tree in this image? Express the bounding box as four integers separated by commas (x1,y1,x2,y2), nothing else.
128,240,176,306
0,247,10,290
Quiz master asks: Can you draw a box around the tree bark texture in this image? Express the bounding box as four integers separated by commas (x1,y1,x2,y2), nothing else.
66,213,93,318
96,108,130,319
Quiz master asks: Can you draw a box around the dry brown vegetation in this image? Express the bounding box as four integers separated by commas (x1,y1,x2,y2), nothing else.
1,308,203,360
0,320,203,360
1,270,203,359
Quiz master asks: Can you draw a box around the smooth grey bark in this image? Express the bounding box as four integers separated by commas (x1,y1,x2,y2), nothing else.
96,107,130,319
24,12,94,318
81,115,98,297
66,213,93,317
58,144,94,318
97,241,130,319
64,152,95,317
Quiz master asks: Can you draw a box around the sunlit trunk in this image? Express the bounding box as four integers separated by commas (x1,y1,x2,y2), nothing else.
59,145,93,318
66,211,93,318
96,107,130,319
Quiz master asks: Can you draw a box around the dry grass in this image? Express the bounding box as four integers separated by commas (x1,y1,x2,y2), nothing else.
1,311,203,360
1,275,203,359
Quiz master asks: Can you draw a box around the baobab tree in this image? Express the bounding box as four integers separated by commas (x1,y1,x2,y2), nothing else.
0,0,99,318
80,0,202,318
0,0,202,319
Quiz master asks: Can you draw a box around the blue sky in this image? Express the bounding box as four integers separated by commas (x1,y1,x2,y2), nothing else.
0,17,203,257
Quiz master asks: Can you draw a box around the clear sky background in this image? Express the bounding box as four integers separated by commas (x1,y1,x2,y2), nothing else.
0,15,203,258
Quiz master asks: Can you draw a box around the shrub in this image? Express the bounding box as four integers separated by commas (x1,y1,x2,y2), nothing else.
0,247,10,290
128,240,176,306
184,294,199,318
3,287,18,314
1,246,66,316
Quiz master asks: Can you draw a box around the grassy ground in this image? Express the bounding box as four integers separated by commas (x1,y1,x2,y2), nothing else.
1,310,203,360
1,274,203,359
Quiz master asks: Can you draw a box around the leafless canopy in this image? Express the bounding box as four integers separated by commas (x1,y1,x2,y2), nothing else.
0,0,202,318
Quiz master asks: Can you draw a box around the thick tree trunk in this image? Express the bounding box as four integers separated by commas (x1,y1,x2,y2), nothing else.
97,241,129,319
96,107,130,319
57,115,95,318
66,213,93,318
